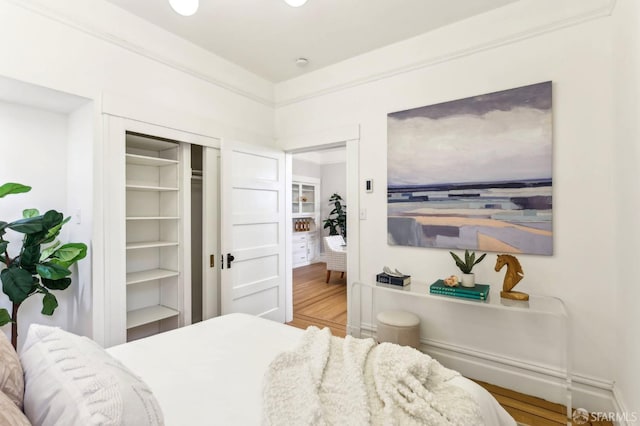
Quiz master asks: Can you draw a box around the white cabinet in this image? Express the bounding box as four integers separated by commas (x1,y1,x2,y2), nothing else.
125,134,185,341
292,233,318,267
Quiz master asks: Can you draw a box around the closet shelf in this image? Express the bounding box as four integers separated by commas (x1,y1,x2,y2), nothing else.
126,184,179,192
126,216,180,221
126,153,178,167
126,305,179,329
126,241,179,250
126,268,179,285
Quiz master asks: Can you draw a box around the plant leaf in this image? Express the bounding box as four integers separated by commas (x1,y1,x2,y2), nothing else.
22,209,39,218
36,263,71,280
0,183,31,198
50,243,87,267
474,253,487,266
41,293,58,316
0,241,7,254
7,216,45,234
42,216,70,244
42,277,72,291
39,241,61,262
0,308,11,326
19,244,40,273
1,267,36,304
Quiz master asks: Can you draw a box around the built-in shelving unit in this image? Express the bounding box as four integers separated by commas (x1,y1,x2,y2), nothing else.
292,182,316,216
125,133,184,342
291,179,321,268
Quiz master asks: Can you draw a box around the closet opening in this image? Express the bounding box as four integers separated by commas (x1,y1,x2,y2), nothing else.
124,132,218,342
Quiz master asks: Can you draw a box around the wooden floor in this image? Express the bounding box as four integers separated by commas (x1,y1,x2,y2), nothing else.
287,262,347,337
286,263,611,426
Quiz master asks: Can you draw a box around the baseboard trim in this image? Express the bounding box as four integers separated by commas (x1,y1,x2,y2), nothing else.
611,385,636,426
355,322,615,413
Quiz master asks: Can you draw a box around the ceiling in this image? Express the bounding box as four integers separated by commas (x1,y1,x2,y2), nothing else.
104,0,518,83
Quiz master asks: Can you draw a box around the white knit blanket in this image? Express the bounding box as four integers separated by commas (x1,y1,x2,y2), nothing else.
263,327,483,426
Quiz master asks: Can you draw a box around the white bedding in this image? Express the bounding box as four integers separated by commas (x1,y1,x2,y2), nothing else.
107,314,515,426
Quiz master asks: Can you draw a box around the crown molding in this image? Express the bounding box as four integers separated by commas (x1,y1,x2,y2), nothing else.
275,0,617,108
5,0,617,110
5,0,275,107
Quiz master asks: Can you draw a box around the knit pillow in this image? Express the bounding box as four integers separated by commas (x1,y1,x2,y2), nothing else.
20,325,164,426
0,390,31,426
0,330,24,408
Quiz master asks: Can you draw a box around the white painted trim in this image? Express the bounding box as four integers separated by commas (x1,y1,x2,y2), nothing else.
278,124,360,152
101,114,221,347
275,0,617,106
101,93,223,148
292,175,321,185
281,125,360,328
6,0,273,106
612,385,632,426
91,99,106,347
5,0,616,110
284,153,293,323
345,138,360,330
102,115,127,347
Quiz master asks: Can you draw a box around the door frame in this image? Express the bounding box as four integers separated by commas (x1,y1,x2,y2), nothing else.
101,114,220,347
280,125,360,331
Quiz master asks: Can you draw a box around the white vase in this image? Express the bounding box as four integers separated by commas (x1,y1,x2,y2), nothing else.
461,273,475,287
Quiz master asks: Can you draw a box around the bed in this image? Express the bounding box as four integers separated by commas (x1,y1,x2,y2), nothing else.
105,313,516,426
7,313,516,425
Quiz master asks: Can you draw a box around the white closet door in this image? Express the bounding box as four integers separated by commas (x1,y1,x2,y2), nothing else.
220,141,285,322
202,147,219,320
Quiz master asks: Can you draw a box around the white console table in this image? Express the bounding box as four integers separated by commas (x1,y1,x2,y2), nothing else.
349,281,571,425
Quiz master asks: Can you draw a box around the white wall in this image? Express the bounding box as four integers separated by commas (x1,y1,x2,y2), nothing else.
0,0,277,344
0,101,74,347
613,0,640,421
275,0,620,411
0,0,274,145
292,158,321,179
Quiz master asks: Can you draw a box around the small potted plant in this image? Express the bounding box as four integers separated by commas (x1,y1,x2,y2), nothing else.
450,249,486,287
322,193,346,239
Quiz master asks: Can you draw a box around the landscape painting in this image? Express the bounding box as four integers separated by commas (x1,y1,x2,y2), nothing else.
387,81,553,255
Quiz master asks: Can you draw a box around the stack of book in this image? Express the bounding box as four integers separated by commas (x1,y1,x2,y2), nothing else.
430,280,490,300
376,272,411,287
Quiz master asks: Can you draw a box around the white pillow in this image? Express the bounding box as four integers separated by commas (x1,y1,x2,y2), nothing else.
20,325,164,426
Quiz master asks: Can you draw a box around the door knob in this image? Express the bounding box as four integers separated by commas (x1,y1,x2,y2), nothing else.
227,253,235,269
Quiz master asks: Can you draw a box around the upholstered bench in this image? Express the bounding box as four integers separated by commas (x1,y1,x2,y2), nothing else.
376,310,421,349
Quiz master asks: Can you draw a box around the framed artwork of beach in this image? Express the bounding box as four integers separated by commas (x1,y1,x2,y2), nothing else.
387,81,553,256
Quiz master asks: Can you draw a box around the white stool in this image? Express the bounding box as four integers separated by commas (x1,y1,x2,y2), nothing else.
376,310,421,349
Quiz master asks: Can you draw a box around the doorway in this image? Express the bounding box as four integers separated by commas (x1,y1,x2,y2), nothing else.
287,147,348,336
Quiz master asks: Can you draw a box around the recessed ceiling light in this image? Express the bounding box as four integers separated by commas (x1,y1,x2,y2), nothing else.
284,0,308,7
296,58,309,67
169,0,199,16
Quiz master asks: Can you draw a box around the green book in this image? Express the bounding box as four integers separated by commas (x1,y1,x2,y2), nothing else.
430,280,490,298
430,289,486,300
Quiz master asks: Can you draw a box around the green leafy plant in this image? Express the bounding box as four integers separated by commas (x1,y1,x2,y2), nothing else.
450,249,486,274
322,193,346,238
0,182,87,348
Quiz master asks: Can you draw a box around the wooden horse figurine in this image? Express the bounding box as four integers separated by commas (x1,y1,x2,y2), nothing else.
495,254,529,301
